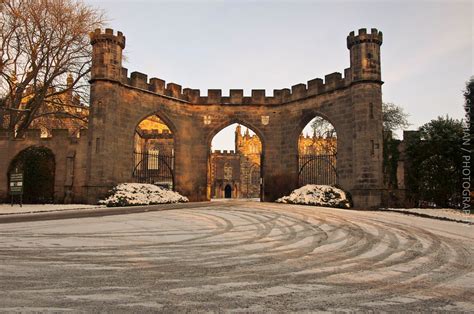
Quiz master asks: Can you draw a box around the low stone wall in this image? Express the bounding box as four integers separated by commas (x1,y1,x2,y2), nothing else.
0,130,88,204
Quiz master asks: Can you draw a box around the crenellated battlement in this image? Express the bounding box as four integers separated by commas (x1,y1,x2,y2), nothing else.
89,28,126,49
346,28,383,49
120,67,353,105
91,28,381,105
212,150,237,155
0,129,87,143
139,129,173,139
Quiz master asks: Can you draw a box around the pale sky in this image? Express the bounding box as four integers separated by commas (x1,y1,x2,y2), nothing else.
86,0,473,150
211,124,255,152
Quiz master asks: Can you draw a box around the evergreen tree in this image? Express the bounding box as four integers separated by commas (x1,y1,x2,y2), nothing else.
406,116,464,207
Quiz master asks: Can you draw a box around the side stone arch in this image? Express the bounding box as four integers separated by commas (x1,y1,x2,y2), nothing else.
86,82,195,200
295,110,339,187
132,111,178,188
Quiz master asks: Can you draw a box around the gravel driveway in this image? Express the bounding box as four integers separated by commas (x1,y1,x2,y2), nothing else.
0,201,472,312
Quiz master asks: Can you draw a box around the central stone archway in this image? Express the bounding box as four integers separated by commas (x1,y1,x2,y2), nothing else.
208,122,264,200
86,28,384,208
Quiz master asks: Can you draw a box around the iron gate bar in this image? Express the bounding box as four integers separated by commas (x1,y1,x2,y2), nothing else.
298,154,337,187
133,151,175,190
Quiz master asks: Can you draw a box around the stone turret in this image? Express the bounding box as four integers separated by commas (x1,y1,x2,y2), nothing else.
89,28,126,81
235,124,242,152
347,28,383,82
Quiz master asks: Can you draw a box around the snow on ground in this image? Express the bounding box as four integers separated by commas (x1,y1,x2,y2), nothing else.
0,204,103,215
380,207,473,224
276,185,351,209
100,183,188,207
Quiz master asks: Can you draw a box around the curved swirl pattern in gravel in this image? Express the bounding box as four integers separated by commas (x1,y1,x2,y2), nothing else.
0,202,472,312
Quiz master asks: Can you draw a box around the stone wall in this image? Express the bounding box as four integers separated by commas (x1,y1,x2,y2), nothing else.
210,151,241,199
83,27,384,208
0,129,88,203
0,28,384,208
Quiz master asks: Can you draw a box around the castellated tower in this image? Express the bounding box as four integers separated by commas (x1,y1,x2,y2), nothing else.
347,28,384,207
347,28,383,82
86,28,126,201
89,28,125,81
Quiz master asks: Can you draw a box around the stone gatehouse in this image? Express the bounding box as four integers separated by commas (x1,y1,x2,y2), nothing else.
0,28,384,208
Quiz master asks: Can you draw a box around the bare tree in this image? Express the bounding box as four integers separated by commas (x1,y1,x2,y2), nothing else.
306,116,337,155
0,0,104,136
382,102,410,133
311,116,336,138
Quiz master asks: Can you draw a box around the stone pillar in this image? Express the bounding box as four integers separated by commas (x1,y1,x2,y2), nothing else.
350,83,384,208
173,119,209,202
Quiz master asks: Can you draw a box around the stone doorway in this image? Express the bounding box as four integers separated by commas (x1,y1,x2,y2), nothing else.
224,184,232,198
8,146,55,203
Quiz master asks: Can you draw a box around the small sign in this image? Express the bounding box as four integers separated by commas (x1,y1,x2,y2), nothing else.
9,172,23,195
9,171,23,207
261,115,269,126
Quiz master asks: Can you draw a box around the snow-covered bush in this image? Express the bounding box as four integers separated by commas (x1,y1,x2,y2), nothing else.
276,185,351,209
99,183,188,207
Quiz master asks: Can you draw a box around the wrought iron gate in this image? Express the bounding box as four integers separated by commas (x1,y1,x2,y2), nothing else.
133,150,174,189
298,154,337,186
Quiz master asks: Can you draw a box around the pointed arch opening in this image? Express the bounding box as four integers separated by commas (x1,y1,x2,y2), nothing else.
133,114,175,190
298,116,338,187
8,146,55,203
208,123,263,200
